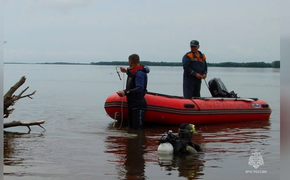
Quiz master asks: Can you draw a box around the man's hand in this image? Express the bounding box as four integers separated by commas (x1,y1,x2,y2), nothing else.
195,73,202,79
201,74,207,79
117,90,125,97
120,67,127,73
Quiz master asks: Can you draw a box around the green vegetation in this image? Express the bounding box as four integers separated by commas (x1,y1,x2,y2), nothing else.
272,60,280,68
5,60,280,68
90,61,182,66
208,60,280,68
41,62,89,65
91,60,280,68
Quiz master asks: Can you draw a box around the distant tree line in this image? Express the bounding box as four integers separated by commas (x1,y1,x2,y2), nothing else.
41,62,89,65
208,61,280,68
91,60,280,68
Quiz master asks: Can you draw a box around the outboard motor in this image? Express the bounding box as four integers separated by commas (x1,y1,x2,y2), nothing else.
208,78,238,98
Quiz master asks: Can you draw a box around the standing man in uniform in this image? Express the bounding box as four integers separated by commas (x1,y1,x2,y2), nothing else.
117,54,150,130
182,40,207,98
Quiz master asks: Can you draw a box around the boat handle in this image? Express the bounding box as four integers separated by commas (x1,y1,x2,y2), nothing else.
184,104,195,108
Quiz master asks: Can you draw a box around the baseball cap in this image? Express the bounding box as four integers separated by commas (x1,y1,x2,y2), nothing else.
190,40,199,47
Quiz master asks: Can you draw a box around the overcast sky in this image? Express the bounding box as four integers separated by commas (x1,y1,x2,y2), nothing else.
3,0,280,63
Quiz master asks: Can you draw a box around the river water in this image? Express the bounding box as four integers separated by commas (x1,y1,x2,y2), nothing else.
3,64,280,180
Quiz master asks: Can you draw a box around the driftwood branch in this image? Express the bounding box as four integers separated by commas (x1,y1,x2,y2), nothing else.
19,90,36,99
3,76,45,133
4,120,46,133
4,76,26,99
3,76,36,118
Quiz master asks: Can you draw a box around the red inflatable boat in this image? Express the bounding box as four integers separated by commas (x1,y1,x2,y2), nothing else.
104,91,271,125
105,78,271,125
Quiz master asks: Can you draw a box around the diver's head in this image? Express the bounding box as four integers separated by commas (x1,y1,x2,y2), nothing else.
178,123,195,141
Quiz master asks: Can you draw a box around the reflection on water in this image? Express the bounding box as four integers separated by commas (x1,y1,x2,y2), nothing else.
105,125,147,180
3,115,272,180
124,131,146,179
4,132,45,166
3,65,279,179
198,120,271,155
104,120,270,179
158,153,205,179
4,133,24,166
4,132,47,179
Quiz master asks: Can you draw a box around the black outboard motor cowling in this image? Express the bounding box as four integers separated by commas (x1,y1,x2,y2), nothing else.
208,78,238,98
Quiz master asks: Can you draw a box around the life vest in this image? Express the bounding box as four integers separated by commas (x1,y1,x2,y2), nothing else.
126,65,148,95
187,51,206,62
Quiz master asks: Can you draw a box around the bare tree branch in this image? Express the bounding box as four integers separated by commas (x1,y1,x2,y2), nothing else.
19,90,36,99
3,76,36,118
4,76,26,99
3,76,44,133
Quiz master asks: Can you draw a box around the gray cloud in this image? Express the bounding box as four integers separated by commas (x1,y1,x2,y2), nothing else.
36,0,94,11
3,0,280,63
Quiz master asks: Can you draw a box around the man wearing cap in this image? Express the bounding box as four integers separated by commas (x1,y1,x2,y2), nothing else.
182,40,207,98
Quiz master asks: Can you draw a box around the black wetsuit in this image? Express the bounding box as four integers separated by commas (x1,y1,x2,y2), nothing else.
158,131,201,154
124,65,150,129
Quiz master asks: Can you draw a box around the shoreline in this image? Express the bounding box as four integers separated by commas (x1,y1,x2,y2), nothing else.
4,61,280,68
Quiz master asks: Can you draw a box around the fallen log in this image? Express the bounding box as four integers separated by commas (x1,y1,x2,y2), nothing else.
4,120,46,133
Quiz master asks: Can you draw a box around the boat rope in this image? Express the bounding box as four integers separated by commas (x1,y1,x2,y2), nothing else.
115,66,122,80
203,79,211,96
114,66,125,129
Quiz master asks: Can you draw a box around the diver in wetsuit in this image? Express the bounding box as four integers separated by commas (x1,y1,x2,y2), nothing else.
158,123,201,154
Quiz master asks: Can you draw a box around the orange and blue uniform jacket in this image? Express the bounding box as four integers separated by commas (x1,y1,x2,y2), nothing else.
182,51,207,77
